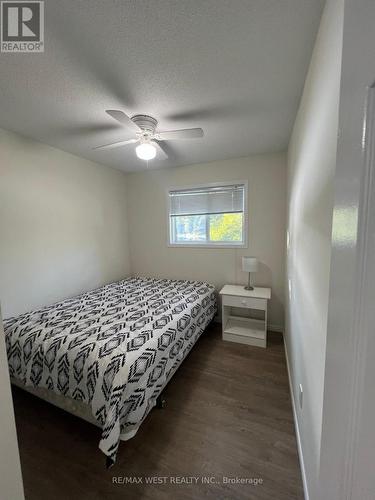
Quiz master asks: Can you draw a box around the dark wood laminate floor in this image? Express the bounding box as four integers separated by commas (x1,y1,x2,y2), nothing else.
12,324,303,500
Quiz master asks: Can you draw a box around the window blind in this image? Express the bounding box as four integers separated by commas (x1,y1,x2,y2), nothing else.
169,184,245,217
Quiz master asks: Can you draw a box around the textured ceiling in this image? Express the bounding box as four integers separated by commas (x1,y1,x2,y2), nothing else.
0,0,324,172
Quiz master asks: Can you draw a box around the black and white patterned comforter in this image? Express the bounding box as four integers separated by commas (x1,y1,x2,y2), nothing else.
4,277,217,463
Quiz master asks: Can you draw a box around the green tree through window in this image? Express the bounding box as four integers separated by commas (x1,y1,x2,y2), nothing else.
209,213,243,242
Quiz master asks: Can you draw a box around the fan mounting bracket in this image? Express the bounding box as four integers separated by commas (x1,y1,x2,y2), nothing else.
131,115,158,136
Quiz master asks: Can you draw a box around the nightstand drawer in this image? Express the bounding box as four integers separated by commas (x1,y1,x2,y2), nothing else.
222,294,266,310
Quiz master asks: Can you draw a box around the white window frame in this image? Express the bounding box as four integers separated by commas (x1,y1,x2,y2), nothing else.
166,180,248,248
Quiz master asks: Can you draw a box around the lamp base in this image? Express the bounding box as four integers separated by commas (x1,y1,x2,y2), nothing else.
244,272,254,291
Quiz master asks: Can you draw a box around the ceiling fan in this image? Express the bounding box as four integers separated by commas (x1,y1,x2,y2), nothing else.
93,110,204,160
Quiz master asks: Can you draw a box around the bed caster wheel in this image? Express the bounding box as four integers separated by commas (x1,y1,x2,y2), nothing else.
156,396,167,409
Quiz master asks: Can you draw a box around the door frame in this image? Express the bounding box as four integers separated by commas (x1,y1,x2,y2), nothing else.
319,2,375,497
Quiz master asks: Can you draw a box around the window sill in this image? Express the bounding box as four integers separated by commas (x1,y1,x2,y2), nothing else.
167,243,248,249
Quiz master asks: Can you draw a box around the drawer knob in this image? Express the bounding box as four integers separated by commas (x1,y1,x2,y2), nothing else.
241,299,247,305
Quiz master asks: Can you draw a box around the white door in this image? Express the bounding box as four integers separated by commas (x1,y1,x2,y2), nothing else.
319,1,375,499
0,309,24,500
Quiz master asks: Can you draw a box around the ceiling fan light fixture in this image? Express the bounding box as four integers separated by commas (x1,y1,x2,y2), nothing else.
95,110,204,159
136,142,157,161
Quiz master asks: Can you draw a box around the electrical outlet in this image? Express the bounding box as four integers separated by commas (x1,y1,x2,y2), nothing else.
299,384,303,409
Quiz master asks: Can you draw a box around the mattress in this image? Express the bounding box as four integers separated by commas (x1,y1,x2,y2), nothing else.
4,276,217,463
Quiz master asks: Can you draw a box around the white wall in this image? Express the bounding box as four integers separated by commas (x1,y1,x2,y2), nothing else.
285,0,344,498
0,128,131,318
126,153,287,329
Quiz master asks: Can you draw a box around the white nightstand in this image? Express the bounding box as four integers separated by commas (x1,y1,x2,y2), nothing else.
219,285,271,348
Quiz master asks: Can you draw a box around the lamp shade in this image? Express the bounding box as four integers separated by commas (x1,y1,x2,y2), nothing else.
242,256,258,273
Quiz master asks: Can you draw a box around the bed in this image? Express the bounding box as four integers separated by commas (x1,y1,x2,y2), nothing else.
4,276,217,464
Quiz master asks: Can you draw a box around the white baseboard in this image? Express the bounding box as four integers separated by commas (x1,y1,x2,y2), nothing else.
283,337,309,500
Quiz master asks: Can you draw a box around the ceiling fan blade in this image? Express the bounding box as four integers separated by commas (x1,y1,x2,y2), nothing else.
156,128,204,141
105,110,141,131
152,140,168,160
93,138,138,151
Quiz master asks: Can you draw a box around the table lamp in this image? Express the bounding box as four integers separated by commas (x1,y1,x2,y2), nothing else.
242,257,258,290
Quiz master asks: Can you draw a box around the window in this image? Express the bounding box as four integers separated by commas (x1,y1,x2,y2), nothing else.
168,182,247,247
